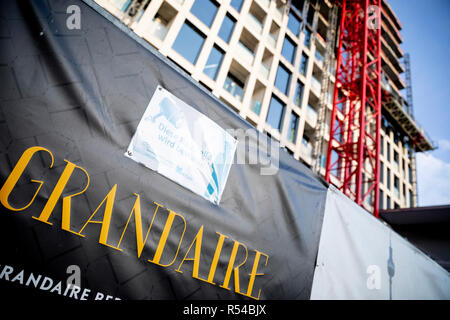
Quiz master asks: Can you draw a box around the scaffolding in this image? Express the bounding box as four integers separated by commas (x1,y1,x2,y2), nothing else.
403,53,414,118
403,53,418,206
312,3,339,174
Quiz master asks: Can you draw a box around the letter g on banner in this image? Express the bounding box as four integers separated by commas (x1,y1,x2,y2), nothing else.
0,146,54,211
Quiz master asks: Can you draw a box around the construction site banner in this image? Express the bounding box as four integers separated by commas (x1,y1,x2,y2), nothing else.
0,0,328,300
310,185,450,300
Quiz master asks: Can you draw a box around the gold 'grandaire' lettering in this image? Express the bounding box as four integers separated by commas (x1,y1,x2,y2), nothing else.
0,146,269,299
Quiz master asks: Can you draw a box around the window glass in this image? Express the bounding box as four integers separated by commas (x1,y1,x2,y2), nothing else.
252,100,262,115
387,167,391,189
387,142,391,161
287,11,301,36
379,190,384,209
281,37,296,64
274,64,291,95
299,52,308,75
190,0,218,27
382,116,388,129
223,73,244,101
409,190,413,207
405,141,411,152
302,135,310,146
394,132,400,144
306,7,314,25
172,23,205,65
292,0,305,14
287,112,299,143
266,96,285,131
303,28,311,48
230,0,243,12
218,14,235,43
203,46,224,80
294,81,304,106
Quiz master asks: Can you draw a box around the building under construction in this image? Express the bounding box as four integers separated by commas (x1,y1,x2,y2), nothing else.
95,0,434,213
0,0,447,300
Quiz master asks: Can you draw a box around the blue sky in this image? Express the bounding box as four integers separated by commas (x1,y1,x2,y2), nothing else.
389,0,450,206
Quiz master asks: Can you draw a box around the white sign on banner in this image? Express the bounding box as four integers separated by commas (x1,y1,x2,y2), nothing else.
126,86,237,204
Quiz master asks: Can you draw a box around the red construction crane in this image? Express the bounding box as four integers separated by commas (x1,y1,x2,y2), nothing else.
325,0,382,217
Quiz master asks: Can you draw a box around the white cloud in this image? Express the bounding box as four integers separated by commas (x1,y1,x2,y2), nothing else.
437,139,450,151
438,139,450,149
416,151,450,206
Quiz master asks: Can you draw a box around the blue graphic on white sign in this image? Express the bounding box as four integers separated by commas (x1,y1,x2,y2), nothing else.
126,86,237,204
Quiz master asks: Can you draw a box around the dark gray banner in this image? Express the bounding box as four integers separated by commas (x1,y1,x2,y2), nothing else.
0,0,327,300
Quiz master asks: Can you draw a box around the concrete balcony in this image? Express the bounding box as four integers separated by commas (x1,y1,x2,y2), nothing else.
306,104,318,128
314,50,325,68
273,6,283,22
300,139,313,163
223,77,244,102
394,187,400,200
266,33,277,48
256,0,270,10
324,123,330,140
151,20,169,41
236,41,255,66
311,75,322,97
315,31,326,45
246,13,263,35
259,62,270,80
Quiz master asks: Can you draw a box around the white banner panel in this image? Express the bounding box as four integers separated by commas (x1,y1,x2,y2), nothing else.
311,185,450,299
126,86,237,204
